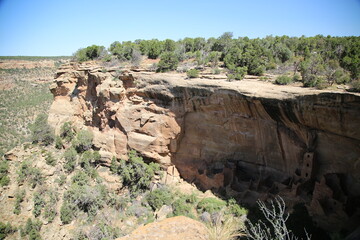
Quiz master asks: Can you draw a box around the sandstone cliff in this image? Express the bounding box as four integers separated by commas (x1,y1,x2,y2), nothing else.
48,62,360,233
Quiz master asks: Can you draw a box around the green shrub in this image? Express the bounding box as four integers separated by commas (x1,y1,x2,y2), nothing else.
21,218,42,240
292,74,301,82
0,160,10,186
60,203,74,224
73,48,88,62
55,136,63,149
56,174,67,186
249,64,265,76
17,162,43,188
79,150,100,169
186,69,200,78
45,152,56,166
113,150,160,195
14,189,26,215
72,130,93,153
71,171,90,186
207,51,221,68
259,76,270,81
351,79,360,92
29,114,54,146
303,75,325,88
60,122,75,142
172,197,194,218
108,194,129,211
110,156,118,173
157,52,179,72
33,192,45,217
266,61,277,70
234,66,247,80
0,222,16,240
275,75,293,85
61,181,108,224
147,39,163,59
227,66,247,81
184,192,198,204
43,191,58,223
63,147,77,173
213,68,221,74
226,199,247,217
73,45,105,62
227,74,235,81
146,188,173,211
78,151,100,179
334,69,351,84
197,198,227,214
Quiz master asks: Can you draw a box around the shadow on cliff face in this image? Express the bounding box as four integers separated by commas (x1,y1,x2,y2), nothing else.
167,87,360,237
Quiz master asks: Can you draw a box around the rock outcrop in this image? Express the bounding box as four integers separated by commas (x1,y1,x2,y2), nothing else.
48,62,360,234
117,216,208,240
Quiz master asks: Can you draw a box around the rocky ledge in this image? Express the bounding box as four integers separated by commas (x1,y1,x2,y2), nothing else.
48,62,360,233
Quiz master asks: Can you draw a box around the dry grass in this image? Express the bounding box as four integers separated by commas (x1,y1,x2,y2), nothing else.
206,215,246,240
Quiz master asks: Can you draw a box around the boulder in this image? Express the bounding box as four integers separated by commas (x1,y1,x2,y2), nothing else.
155,205,173,221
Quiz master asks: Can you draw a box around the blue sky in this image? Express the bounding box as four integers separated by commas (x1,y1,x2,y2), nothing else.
0,0,359,56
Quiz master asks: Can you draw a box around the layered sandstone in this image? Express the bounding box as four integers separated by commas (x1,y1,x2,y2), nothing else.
48,62,360,233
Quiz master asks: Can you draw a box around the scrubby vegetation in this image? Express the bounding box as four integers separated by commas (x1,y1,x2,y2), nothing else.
73,34,360,91
110,150,160,195
60,176,108,224
0,66,54,156
187,69,200,78
0,160,10,186
14,189,26,215
73,45,106,62
20,218,42,240
275,75,293,85
0,222,17,240
17,161,43,188
71,129,93,152
29,114,55,146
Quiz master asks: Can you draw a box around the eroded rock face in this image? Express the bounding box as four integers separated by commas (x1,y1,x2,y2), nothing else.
49,62,180,164
48,62,360,233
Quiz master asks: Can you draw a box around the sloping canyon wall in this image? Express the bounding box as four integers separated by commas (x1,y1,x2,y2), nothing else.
49,62,360,232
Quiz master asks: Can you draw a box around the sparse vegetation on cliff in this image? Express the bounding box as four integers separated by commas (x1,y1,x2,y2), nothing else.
0,160,10,186
30,114,55,146
111,150,160,195
0,222,17,240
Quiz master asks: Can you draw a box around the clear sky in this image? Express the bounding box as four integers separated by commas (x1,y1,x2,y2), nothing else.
0,0,359,56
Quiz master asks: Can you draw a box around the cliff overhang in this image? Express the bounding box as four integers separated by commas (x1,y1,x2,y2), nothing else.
48,62,360,233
